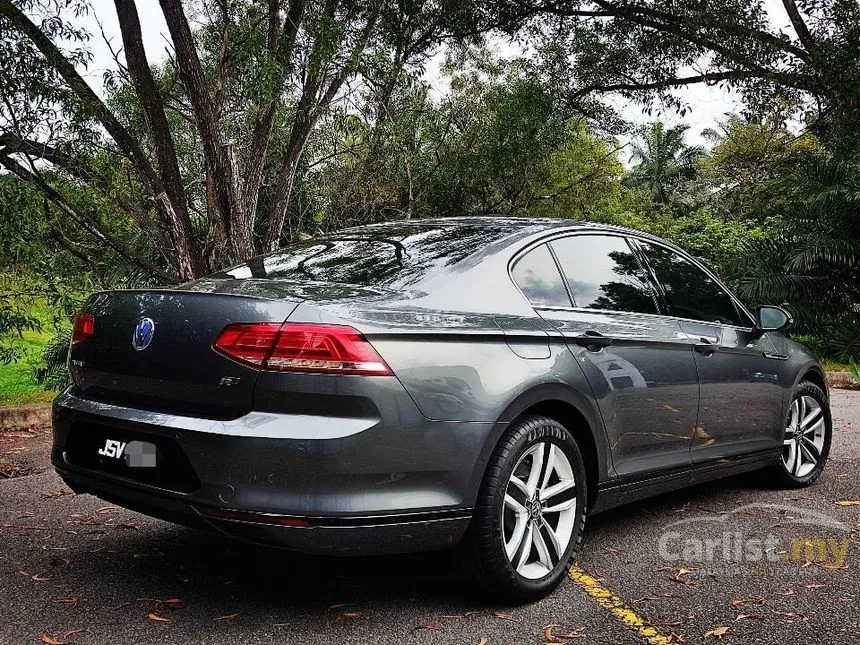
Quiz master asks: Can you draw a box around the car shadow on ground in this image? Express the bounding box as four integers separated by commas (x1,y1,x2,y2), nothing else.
69,472,771,612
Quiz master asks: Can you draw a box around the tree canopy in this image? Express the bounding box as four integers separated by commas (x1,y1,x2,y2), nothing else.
0,0,859,373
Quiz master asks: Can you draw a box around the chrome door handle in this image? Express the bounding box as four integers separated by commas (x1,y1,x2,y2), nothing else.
693,338,719,356
573,331,614,350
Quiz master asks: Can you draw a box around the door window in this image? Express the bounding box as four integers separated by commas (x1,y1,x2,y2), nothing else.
549,235,659,315
511,243,572,307
636,242,750,326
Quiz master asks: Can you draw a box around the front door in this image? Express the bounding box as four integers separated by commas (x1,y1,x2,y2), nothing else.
633,240,786,462
519,234,699,478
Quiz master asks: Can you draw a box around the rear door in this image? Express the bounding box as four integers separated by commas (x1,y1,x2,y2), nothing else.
513,234,699,478
633,240,785,461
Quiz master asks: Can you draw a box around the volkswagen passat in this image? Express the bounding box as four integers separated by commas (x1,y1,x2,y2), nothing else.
52,218,831,600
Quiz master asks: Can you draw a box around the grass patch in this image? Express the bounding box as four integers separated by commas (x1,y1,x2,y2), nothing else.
0,307,57,406
821,359,851,372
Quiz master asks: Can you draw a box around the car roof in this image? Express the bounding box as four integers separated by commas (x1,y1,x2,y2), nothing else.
336,216,666,247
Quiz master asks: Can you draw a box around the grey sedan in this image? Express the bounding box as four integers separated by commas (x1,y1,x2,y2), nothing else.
52,218,831,600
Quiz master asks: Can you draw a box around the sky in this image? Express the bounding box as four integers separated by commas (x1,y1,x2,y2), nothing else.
75,0,791,152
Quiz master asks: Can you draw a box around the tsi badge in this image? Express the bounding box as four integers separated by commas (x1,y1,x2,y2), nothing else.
132,317,155,351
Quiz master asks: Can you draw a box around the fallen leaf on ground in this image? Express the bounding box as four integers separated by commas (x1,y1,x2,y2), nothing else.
158,598,184,609
671,567,698,585
477,638,488,645
776,588,795,596
735,614,761,621
147,612,171,622
704,626,729,639
486,610,522,623
544,624,561,642
773,610,808,621
336,611,362,621
51,596,81,608
730,597,765,608
40,636,67,645
556,628,586,639
412,624,438,632
326,603,351,611
41,630,83,644
215,613,239,621
835,500,860,506
42,490,71,499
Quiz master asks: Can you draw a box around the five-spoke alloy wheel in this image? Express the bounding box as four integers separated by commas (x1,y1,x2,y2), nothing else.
467,415,587,601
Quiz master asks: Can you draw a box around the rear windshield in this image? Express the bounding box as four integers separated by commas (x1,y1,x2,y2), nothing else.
215,222,513,288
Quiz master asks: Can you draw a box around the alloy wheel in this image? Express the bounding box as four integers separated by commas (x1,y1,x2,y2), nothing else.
501,441,578,580
782,395,826,478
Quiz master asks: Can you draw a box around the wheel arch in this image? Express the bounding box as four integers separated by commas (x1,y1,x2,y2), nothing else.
470,383,610,511
798,365,828,400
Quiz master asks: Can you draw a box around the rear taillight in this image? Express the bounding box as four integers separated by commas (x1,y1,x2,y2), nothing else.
71,313,94,347
214,322,392,376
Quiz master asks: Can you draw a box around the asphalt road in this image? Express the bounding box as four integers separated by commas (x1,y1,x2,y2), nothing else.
1,391,858,645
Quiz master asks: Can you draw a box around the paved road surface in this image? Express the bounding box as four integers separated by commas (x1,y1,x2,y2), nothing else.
1,392,858,644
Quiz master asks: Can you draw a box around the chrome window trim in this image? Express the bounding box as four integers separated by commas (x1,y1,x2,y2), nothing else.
507,228,757,331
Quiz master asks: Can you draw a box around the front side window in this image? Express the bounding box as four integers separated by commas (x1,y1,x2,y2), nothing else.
636,242,749,326
511,243,572,307
549,235,659,315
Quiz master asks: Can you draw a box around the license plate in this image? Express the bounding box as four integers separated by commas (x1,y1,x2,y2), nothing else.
96,438,158,468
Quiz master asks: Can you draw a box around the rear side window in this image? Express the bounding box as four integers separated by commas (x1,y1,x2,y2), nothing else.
549,235,659,315
636,242,749,326
511,244,571,307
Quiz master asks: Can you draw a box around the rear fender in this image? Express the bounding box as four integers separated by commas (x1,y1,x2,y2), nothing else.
466,382,612,507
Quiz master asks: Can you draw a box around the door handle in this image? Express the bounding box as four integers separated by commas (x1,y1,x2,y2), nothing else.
573,331,614,350
693,338,719,356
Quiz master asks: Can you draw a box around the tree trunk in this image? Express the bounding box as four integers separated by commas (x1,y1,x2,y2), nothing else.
158,0,255,263
114,0,205,279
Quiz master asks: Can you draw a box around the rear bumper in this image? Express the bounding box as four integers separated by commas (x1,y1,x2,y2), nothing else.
52,388,486,555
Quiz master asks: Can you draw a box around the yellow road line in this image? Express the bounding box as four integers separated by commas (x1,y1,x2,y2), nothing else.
569,565,672,645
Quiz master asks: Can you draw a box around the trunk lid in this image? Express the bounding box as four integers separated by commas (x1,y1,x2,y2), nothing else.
70,284,302,418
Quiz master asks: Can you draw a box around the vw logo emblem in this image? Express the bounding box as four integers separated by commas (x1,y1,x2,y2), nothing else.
132,317,155,351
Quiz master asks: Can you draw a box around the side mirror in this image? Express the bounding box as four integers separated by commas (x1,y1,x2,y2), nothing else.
755,305,793,332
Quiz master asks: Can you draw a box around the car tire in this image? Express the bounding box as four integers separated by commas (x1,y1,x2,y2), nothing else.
770,380,831,489
466,415,587,602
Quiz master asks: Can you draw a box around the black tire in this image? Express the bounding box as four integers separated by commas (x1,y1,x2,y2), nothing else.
769,380,831,489
466,415,588,602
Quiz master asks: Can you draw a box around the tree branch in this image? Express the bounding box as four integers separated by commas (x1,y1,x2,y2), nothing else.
570,70,761,100
265,0,384,251
0,133,167,245
0,0,161,194
243,0,308,226
0,153,175,282
781,0,817,54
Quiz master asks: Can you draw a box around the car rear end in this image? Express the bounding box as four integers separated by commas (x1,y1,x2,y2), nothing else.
51,222,525,554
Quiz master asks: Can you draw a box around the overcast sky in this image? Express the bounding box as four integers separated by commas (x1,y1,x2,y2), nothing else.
76,0,791,152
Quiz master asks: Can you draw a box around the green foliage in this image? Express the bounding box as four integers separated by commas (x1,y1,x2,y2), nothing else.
733,155,860,360
32,326,70,391
626,122,703,206
848,361,860,384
